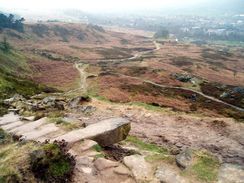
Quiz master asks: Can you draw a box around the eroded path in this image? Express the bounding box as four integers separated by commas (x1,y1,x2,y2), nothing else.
74,39,244,112
66,63,88,94
81,99,244,166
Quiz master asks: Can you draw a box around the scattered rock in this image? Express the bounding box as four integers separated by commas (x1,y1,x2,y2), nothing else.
173,73,193,83
176,149,193,169
78,105,96,114
75,156,94,174
155,165,187,183
69,96,91,108
21,116,35,121
3,94,25,105
42,96,56,104
218,164,244,183
94,158,119,171
113,165,132,176
123,155,153,181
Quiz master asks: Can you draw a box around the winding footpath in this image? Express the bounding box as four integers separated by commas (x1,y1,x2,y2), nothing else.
72,40,244,112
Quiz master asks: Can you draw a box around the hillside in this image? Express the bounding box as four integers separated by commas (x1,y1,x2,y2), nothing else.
0,21,244,183
0,46,47,115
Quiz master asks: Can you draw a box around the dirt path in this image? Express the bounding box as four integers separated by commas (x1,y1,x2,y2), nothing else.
118,73,244,112
66,63,88,94
71,40,244,112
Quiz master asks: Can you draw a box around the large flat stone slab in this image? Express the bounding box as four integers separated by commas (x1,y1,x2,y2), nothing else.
54,117,130,146
0,113,20,125
1,121,24,131
21,123,59,140
9,117,47,135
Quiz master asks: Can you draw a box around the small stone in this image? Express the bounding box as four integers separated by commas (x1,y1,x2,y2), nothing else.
94,158,119,171
81,167,93,174
21,116,35,121
170,147,180,155
123,155,152,181
176,149,193,169
113,165,132,176
155,165,187,183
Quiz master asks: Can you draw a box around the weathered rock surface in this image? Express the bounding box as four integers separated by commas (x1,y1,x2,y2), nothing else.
69,96,91,108
218,164,244,183
123,155,153,181
0,112,20,125
94,158,120,171
176,149,193,169
1,121,24,131
155,165,187,183
54,117,130,146
9,117,47,135
21,123,59,140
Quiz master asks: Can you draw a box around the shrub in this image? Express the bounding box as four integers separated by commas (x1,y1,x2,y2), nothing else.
30,140,75,183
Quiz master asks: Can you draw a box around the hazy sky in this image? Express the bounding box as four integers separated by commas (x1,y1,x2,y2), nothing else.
0,0,207,12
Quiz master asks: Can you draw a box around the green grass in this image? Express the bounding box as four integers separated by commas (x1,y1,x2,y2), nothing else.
92,144,103,152
182,151,220,182
129,102,164,112
145,154,174,164
0,49,47,116
49,159,71,177
48,117,80,131
126,136,168,154
0,141,37,182
0,49,29,75
92,144,106,159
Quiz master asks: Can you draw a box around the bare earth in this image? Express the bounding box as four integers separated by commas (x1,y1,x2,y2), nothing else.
74,99,244,166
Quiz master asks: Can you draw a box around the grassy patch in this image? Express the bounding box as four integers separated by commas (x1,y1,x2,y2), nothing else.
0,128,12,144
129,102,164,112
48,117,80,131
0,141,37,182
145,154,174,164
182,151,220,182
0,49,48,116
126,136,168,154
94,153,106,159
92,144,103,152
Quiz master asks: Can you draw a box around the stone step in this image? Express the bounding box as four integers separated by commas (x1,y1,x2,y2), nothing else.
21,123,59,141
36,129,67,142
9,117,47,135
1,121,25,131
0,113,20,125
53,117,130,146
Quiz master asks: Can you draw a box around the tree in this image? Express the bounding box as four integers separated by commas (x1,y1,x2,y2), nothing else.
0,13,25,32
